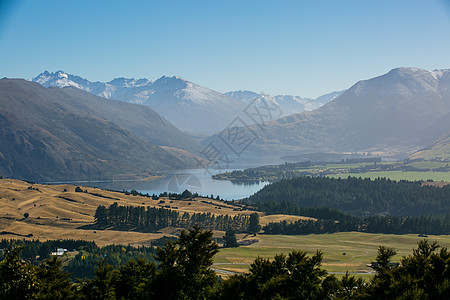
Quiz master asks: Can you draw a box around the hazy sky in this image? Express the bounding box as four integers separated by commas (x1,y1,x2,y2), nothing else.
1,0,450,98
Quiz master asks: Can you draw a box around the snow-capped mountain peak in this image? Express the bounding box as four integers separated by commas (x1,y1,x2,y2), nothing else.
55,70,68,78
149,75,232,105
430,69,450,80
107,77,152,88
31,71,247,134
152,75,188,89
33,70,86,90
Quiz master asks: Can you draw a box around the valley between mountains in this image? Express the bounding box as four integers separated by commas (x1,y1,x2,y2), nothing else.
2,67,450,279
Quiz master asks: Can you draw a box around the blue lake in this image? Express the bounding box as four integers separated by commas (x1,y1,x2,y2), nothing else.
60,157,282,200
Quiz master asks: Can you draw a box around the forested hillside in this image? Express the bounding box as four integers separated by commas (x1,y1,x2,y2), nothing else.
245,176,450,217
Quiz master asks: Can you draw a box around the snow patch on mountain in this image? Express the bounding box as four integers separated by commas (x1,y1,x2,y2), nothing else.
32,71,248,134
225,89,345,116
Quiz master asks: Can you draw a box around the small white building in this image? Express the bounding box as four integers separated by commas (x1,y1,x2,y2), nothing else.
51,248,68,256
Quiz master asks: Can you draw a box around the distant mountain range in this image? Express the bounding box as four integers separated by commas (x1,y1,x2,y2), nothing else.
10,66,450,183
33,71,244,134
0,79,201,182
32,71,339,134
225,90,343,116
208,67,450,159
33,70,154,101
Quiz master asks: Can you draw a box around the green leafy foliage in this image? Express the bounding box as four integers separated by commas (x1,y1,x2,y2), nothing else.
153,225,219,299
34,256,78,300
2,232,449,299
368,240,450,299
223,229,239,248
248,213,261,234
66,244,156,279
0,245,36,299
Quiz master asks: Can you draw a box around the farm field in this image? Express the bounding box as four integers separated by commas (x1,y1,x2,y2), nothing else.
214,232,450,276
406,161,449,170
329,170,450,182
320,162,394,170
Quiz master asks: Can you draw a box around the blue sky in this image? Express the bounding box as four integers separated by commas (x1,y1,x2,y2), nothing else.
1,0,450,98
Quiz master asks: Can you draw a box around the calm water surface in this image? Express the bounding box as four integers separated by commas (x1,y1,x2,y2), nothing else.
59,157,282,200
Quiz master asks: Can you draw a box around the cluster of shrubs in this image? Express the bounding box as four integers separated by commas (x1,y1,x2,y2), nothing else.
1,226,449,299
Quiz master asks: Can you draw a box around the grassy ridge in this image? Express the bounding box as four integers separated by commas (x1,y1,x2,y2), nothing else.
0,179,259,246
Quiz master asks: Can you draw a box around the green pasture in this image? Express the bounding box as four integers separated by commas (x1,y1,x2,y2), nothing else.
329,170,450,182
406,161,448,170
214,232,450,275
321,162,391,169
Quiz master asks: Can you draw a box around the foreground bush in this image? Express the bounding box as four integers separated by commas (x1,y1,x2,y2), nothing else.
1,227,449,299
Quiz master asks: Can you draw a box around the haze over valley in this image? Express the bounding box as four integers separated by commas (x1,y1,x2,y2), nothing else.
32,70,341,135
1,1,450,297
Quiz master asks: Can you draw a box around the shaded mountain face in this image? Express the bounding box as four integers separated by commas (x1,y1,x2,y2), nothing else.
58,86,202,154
0,79,200,182
208,68,450,159
225,90,344,116
33,71,246,135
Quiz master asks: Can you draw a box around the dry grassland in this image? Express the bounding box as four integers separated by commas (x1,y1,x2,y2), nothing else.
0,179,286,246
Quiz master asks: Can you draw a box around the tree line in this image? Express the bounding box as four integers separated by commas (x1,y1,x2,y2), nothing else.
1,227,449,299
0,239,156,279
94,202,260,233
263,213,450,235
245,176,450,217
0,239,96,262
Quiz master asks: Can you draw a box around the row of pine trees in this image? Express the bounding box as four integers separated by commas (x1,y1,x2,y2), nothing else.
263,214,450,235
94,202,260,233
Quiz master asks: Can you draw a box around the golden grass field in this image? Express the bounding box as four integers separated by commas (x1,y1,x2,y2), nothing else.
3,179,450,275
0,179,302,246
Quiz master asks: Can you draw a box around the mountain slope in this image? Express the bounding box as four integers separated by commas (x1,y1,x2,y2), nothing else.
407,119,450,161
0,79,199,181
33,71,246,134
140,76,246,134
211,67,450,158
58,86,202,154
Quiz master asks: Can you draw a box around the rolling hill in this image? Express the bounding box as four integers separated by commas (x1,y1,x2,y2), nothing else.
407,128,450,161
0,179,302,246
